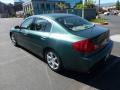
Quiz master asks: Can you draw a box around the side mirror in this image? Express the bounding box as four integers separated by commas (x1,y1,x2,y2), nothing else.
15,26,20,29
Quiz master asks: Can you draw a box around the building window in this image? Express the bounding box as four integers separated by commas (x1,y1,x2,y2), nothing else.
41,3,45,10
46,3,50,10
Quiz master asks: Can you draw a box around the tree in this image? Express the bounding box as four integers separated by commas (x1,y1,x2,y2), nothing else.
74,0,95,9
116,0,120,10
74,3,86,9
56,2,68,10
85,0,96,8
74,1,87,9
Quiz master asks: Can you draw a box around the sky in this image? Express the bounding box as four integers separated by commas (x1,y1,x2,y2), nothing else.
95,0,116,4
0,0,117,4
0,0,14,4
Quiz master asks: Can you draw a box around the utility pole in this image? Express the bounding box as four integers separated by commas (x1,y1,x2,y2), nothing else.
117,0,120,10
98,0,100,18
99,0,100,12
82,0,85,18
119,0,120,10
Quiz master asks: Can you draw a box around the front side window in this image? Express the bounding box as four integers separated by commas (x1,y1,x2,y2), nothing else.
21,18,34,30
56,16,94,31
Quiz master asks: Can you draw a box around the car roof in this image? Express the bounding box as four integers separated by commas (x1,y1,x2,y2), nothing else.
31,13,76,20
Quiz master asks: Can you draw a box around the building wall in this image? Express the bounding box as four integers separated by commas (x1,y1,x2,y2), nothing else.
23,0,66,15
14,1,23,12
0,2,8,17
22,0,96,20
0,1,15,18
47,0,82,7
32,1,64,14
23,1,33,15
67,8,96,20
65,0,82,8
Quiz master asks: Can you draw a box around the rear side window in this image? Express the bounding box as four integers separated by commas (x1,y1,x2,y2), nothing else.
56,16,93,31
34,18,52,32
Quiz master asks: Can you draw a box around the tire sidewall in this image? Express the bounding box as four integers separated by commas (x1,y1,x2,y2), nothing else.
45,50,62,72
10,33,17,46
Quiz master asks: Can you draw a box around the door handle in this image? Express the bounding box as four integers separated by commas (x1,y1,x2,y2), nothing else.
41,36,46,40
23,33,28,35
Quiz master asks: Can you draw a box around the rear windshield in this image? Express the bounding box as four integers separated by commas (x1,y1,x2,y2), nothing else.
56,16,94,31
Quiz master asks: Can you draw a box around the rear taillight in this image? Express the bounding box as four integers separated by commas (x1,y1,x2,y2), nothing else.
72,39,99,53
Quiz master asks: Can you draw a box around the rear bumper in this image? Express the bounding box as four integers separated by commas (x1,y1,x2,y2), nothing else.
63,40,113,73
84,40,113,72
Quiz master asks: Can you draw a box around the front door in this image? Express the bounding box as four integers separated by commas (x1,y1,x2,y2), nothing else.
16,18,34,50
26,18,52,56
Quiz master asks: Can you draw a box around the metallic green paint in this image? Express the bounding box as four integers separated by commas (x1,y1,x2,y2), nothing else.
10,14,113,72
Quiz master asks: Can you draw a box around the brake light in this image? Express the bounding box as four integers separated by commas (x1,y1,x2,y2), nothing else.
72,39,99,53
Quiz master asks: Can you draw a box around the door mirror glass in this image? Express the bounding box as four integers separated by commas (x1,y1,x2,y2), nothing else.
15,26,20,29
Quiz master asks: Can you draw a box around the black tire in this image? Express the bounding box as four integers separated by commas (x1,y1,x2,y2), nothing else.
10,33,18,46
45,50,62,72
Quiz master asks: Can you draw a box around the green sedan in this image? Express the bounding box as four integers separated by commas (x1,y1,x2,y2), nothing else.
10,14,113,73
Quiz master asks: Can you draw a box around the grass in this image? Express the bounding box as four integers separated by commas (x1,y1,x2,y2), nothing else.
90,18,108,24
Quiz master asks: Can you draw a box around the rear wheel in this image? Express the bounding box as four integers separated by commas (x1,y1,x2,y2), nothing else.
45,50,62,72
10,33,18,46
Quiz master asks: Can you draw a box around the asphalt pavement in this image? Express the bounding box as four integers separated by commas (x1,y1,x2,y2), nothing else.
0,16,120,90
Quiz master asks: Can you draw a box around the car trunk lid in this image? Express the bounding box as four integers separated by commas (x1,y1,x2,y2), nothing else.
71,25,110,52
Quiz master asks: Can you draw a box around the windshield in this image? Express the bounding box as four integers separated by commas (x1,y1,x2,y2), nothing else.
56,16,94,31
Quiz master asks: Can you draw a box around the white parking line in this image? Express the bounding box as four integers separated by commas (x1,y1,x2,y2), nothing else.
110,34,120,43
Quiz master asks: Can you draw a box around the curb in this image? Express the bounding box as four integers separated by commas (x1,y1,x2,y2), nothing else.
92,22,109,25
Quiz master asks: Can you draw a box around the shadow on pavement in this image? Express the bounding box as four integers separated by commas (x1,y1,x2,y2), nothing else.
59,55,120,90
18,46,120,90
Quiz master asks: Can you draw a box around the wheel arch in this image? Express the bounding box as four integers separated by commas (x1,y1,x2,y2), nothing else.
43,47,63,71
43,47,56,58
10,32,13,37
43,47,62,62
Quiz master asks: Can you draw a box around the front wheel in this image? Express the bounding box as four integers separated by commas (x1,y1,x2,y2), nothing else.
45,50,62,72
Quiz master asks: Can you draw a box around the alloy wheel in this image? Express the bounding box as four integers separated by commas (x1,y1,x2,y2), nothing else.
46,51,60,70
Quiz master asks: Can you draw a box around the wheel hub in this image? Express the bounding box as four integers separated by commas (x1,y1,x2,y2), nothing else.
47,52,59,70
